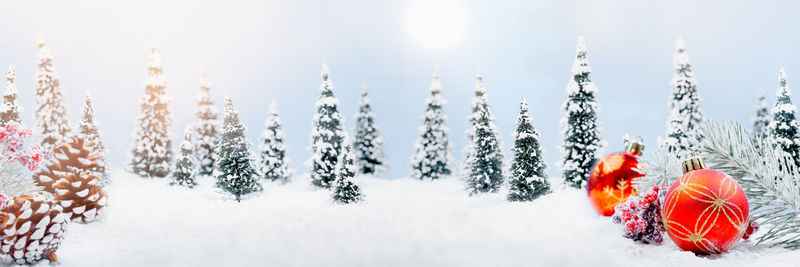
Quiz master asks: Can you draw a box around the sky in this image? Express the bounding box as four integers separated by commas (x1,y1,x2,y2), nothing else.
0,0,798,179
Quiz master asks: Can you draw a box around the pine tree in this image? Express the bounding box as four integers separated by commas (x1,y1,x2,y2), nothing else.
309,63,347,188
665,37,704,158
465,94,504,195
410,67,453,180
560,36,603,189
128,45,173,178
508,98,550,201
34,38,72,152
193,68,220,176
216,96,262,202
352,85,387,175
767,68,800,168
462,72,487,175
332,143,363,204
1,66,22,126
258,101,293,182
752,88,771,148
77,91,110,185
171,125,198,188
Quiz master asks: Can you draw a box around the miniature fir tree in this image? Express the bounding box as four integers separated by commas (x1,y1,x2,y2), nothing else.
193,68,220,176
77,91,110,185
258,101,293,183
1,66,22,126
752,88,771,148
665,37,704,158
216,96,262,202
560,36,603,189
767,68,800,168
462,72,488,175
332,143,363,204
309,63,346,188
128,45,173,178
465,94,504,195
508,98,550,201
410,67,453,180
352,85,387,175
34,38,72,152
171,125,198,188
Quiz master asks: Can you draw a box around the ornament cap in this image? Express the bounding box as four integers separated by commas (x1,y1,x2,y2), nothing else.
681,153,706,174
625,138,644,157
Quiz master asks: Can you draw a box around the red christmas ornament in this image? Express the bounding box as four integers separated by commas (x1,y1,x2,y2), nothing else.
588,140,645,216
662,154,749,254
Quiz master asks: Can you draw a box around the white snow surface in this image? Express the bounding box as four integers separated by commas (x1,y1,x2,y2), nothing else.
45,170,800,267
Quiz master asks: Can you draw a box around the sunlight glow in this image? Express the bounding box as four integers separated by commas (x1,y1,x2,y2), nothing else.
406,0,467,49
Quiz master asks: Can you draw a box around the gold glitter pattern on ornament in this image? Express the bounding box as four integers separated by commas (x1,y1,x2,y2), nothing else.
662,171,748,254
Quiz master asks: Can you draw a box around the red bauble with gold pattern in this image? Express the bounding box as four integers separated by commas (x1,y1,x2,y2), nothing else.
588,140,645,216
662,155,749,254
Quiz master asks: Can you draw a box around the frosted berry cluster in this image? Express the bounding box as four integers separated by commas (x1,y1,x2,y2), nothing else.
0,121,46,171
612,185,669,244
0,194,6,210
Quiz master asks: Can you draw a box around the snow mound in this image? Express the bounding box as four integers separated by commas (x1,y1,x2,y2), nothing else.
48,171,800,266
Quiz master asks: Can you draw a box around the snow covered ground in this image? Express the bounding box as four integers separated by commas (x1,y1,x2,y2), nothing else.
47,170,800,266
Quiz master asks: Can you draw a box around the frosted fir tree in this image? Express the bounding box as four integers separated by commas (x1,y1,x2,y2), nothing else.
752,88,771,148
352,85,387,175
193,68,220,176
77,91,110,185
461,72,488,175
465,95,504,195
767,69,800,168
410,67,453,180
665,37,704,158
170,125,198,188
258,101,293,183
508,98,550,201
332,143,363,204
34,38,72,152
215,96,262,202
560,36,603,189
1,66,22,126
128,45,173,178
308,64,347,188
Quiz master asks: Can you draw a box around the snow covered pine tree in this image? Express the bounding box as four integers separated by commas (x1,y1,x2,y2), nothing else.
128,45,173,178
216,96,262,202
352,85,387,175
508,98,550,201
77,91,110,185
258,102,293,183
1,66,22,126
560,36,603,189
462,72,487,176
34,38,72,152
752,88,771,149
171,125,198,188
332,143,363,204
410,67,453,180
665,37,704,158
309,64,347,188
464,74,504,195
767,68,800,168
193,68,220,176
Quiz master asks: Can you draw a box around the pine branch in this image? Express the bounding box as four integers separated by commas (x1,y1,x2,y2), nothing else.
633,137,682,192
699,120,800,249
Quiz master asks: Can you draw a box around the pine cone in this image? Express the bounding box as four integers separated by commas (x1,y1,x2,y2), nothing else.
34,137,108,223
52,171,107,223
0,191,69,265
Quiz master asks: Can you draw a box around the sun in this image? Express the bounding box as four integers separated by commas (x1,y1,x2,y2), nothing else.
406,0,467,49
